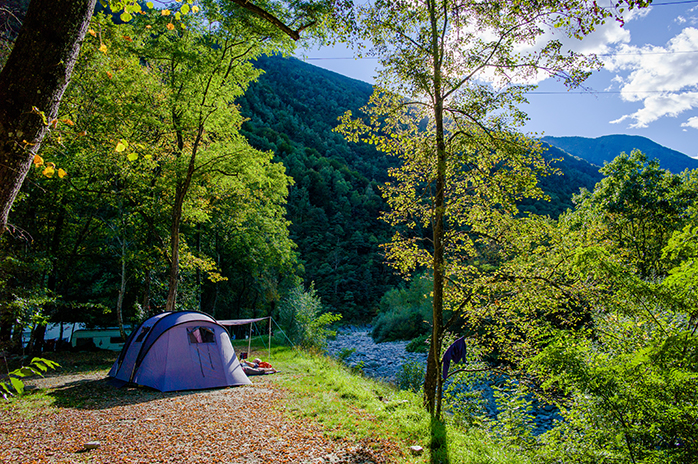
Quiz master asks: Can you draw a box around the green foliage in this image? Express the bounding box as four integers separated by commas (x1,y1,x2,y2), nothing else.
572,149,697,278
491,380,536,449
238,55,400,320
278,283,341,349
336,347,356,362
372,274,433,343
2,10,299,333
442,373,488,429
469,154,698,463
395,358,425,393
406,334,430,353
1,357,59,400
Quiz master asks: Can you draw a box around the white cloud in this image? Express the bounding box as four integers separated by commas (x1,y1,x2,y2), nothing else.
496,11,635,85
605,27,698,127
681,116,698,129
611,92,698,127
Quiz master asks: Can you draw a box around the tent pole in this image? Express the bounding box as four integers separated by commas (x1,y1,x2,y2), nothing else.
247,323,252,359
268,317,272,360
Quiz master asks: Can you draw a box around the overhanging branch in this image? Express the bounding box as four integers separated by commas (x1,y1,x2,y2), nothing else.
228,0,314,40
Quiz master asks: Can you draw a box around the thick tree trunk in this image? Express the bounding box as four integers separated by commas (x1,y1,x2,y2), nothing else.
0,0,96,233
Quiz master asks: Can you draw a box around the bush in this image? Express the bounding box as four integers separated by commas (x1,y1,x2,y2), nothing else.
406,334,430,353
371,274,432,343
278,283,342,350
395,358,425,392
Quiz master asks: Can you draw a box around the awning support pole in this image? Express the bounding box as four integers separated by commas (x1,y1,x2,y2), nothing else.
247,323,252,359
268,317,272,360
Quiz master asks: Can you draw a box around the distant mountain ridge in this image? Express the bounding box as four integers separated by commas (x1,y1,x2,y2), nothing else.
542,135,698,174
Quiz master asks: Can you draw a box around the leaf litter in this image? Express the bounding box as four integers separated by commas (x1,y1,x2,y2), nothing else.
0,357,392,464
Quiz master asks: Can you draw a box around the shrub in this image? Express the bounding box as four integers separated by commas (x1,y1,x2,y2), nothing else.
371,274,432,343
278,283,342,350
406,334,430,353
395,358,425,392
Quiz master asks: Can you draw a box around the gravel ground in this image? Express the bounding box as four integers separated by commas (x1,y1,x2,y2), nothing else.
0,354,392,464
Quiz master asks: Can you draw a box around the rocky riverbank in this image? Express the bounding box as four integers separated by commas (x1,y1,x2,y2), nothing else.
325,326,427,383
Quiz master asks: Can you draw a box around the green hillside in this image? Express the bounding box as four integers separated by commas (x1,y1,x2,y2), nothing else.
238,55,400,320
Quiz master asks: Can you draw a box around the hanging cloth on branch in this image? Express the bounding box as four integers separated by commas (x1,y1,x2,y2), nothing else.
441,337,467,381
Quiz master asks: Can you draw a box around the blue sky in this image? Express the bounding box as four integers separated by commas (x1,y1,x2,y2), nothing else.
297,1,698,158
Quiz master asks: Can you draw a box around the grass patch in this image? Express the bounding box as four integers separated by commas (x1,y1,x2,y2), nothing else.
0,389,56,418
267,346,531,464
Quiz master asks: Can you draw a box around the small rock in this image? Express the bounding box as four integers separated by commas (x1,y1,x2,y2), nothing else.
410,445,424,455
84,441,101,450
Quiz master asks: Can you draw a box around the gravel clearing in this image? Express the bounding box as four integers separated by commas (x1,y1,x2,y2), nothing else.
0,354,392,464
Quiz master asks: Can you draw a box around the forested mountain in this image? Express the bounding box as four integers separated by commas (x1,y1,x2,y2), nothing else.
543,134,698,174
238,55,400,321
238,56,605,245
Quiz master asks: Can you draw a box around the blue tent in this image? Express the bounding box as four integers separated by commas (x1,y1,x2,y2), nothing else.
108,311,251,392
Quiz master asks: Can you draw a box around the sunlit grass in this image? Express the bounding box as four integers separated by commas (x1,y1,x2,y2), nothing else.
265,346,530,464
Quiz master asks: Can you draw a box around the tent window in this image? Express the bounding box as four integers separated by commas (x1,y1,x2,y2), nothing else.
135,326,151,343
187,327,216,344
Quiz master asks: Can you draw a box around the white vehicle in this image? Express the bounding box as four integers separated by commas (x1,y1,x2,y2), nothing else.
70,328,131,351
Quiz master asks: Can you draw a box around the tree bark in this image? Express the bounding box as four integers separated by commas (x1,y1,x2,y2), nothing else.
0,0,96,233
423,0,446,417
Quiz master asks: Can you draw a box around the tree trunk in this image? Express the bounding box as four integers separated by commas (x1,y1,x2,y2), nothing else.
0,0,96,233
424,0,446,417
164,182,184,313
116,227,127,341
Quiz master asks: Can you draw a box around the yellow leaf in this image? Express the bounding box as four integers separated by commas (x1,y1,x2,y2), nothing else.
33,155,44,167
61,118,75,126
106,71,113,79
123,35,133,42
58,168,67,178
127,152,138,161
161,9,170,15
181,23,186,29
166,22,175,30
192,5,199,13
174,12,181,20
99,43,108,53
146,1,154,8
78,130,87,137
146,24,152,29
88,29,97,37
180,4,190,14
42,165,55,178
144,154,152,160
115,140,128,152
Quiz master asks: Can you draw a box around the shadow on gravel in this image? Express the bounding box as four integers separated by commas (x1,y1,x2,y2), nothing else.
47,377,207,410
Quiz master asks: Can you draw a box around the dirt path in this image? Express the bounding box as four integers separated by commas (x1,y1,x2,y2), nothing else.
1,366,384,464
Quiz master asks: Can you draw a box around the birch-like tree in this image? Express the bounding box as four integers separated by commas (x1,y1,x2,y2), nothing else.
335,0,650,416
